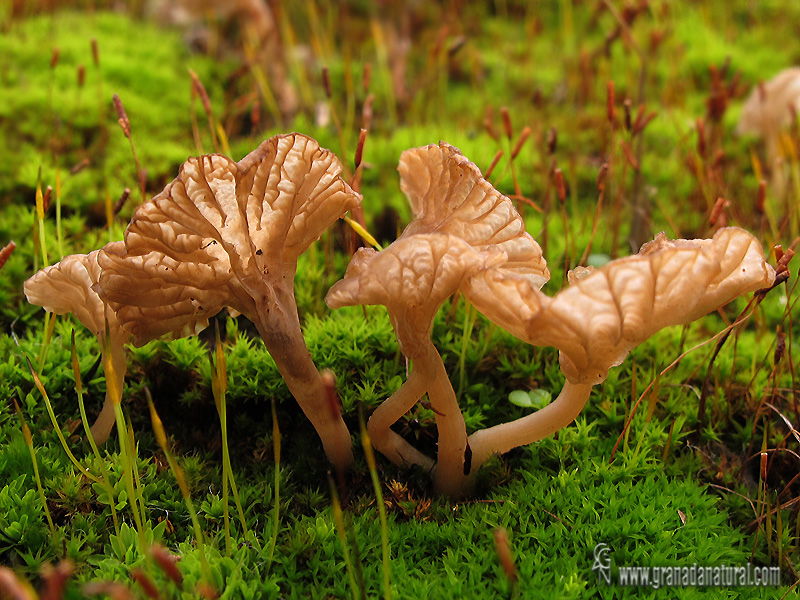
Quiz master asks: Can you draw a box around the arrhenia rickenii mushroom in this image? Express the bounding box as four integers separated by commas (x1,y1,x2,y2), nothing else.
463,227,776,478
96,133,360,469
328,141,549,496
24,243,128,445
737,68,800,181
327,233,499,496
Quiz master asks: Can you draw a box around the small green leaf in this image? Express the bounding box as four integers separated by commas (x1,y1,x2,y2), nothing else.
508,390,533,407
528,389,551,409
508,389,551,408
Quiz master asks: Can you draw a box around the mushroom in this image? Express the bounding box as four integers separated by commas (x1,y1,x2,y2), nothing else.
737,68,800,191
328,142,548,496
463,227,776,476
96,133,360,469
328,233,502,495
24,243,128,444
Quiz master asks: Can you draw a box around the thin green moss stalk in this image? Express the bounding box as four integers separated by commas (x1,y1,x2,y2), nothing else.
104,329,149,564
267,398,281,566
244,34,283,128
210,322,251,553
457,300,476,398
34,168,49,268
54,168,63,259
14,399,56,539
328,473,360,600
71,331,120,536
36,311,56,375
322,66,351,181
216,122,232,157
279,9,314,111
25,356,101,484
360,410,391,600
126,416,148,541
33,171,55,372
216,371,231,555
189,88,204,155
369,15,398,127
148,395,213,587
104,189,114,246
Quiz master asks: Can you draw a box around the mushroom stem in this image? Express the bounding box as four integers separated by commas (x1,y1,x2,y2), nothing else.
467,381,594,474
424,345,469,498
367,363,435,470
255,309,354,470
90,338,127,445
368,339,468,496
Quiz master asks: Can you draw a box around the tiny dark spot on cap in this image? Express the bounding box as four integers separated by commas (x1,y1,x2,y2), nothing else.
256,249,263,255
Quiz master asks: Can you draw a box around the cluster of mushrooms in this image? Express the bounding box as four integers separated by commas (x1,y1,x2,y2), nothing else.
25,133,775,498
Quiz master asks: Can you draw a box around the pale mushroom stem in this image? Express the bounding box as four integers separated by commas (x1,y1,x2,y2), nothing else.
366,339,468,497
367,365,436,470
466,381,594,476
254,303,354,470
423,343,469,498
90,338,127,445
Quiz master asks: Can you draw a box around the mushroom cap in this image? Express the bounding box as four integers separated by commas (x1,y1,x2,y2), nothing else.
327,233,501,358
466,228,775,384
737,68,800,136
24,243,127,343
398,141,549,288
97,133,361,345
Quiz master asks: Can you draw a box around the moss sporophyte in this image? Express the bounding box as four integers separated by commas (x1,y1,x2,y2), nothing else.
25,135,775,498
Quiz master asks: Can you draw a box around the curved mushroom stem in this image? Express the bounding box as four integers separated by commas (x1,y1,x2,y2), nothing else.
367,362,435,471
90,339,127,445
366,339,469,496
423,344,469,498
466,381,594,475
256,311,354,471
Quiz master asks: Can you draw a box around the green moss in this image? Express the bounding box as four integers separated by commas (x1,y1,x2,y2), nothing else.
0,1,798,596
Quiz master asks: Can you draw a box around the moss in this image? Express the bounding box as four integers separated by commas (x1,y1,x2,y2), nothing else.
0,11,226,214
0,1,798,596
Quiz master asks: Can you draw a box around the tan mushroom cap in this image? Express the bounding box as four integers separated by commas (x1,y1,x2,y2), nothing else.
24,243,127,342
327,233,502,358
466,227,775,384
737,68,800,137
398,142,549,288
97,133,361,345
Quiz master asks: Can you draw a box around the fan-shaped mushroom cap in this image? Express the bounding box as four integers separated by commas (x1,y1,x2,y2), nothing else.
466,228,775,384
737,68,800,137
25,243,131,445
398,142,549,288
97,133,361,345
327,233,501,358
24,243,127,342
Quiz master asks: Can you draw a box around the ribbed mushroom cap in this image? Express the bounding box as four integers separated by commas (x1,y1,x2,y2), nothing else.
398,142,549,288
465,227,775,384
327,233,502,358
24,243,127,342
97,133,361,345
738,68,800,136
